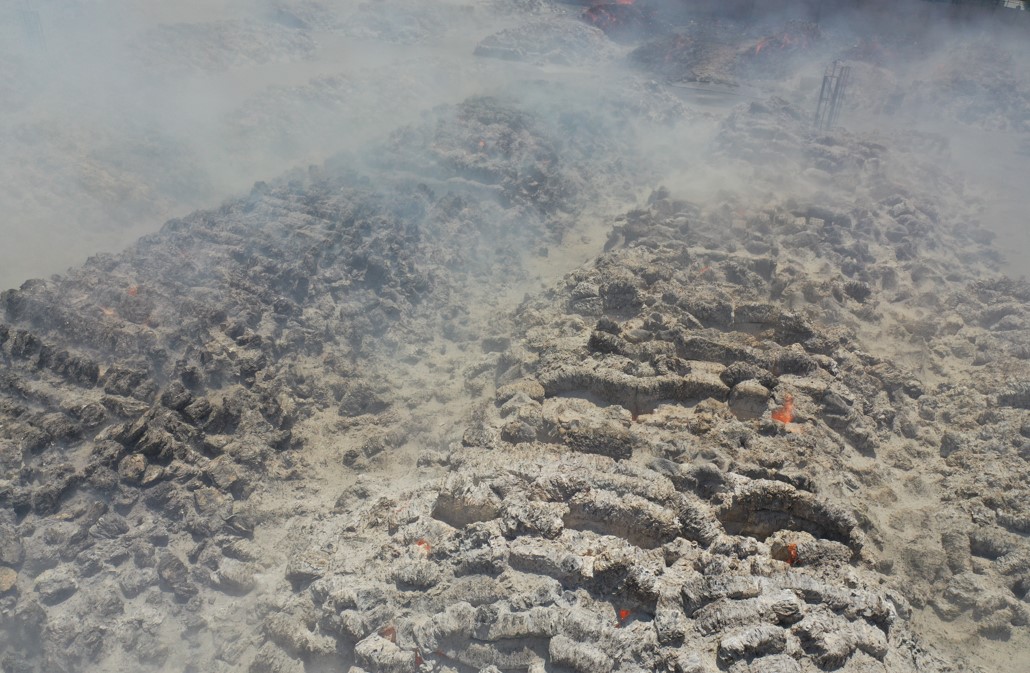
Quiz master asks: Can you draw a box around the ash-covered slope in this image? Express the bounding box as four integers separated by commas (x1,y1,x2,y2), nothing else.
2,10,1030,673
0,95,637,672
273,99,1029,673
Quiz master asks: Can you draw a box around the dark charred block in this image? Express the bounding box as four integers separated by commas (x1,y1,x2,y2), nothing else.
4,486,33,517
588,330,626,355
601,279,642,313
682,463,730,500
677,336,751,366
773,350,819,376
178,364,203,390
774,313,816,344
258,392,291,429
721,362,777,390
157,553,198,601
160,382,194,412
0,523,24,567
596,316,621,335
32,471,80,515
38,346,100,387
18,426,52,454
89,440,126,468
34,568,78,605
843,280,872,303
998,381,1030,410
183,397,213,426
111,416,148,448
88,467,119,493
90,514,130,539
32,413,82,444
202,402,242,434
223,510,257,538
144,482,181,509
70,402,107,428
5,329,41,359
679,298,735,327
717,480,859,550
338,386,389,417
102,395,150,419
563,424,634,461
238,353,267,381
102,366,156,401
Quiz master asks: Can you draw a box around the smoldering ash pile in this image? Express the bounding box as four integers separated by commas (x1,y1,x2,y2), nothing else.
1,2,1029,673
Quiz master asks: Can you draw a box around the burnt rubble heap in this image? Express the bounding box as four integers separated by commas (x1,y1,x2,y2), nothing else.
2,26,1030,673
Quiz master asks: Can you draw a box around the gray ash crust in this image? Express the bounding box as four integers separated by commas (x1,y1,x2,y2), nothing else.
2,24,1030,673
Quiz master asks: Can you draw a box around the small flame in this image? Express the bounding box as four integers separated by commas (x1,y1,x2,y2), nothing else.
771,393,795,424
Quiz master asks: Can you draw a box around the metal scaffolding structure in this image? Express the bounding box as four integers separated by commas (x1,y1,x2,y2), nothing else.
813,60,851,131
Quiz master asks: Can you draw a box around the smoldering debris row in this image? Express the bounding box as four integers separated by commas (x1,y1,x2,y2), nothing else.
2,2,1030,673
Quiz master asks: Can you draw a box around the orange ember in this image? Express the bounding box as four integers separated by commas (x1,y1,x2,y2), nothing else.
415,538,431,555
787,543,799,567
771,393,795,424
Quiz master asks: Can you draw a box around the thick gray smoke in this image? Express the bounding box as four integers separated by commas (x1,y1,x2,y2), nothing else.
2,1,1028,290
0,0,550,289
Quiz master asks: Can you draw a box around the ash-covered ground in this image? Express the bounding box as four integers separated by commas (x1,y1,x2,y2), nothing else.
2,1,1030,673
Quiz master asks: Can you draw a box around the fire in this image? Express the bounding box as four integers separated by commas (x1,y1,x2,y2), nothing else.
415,538,431,556
616,608,632,627
753,32,809,56
771,393,795,424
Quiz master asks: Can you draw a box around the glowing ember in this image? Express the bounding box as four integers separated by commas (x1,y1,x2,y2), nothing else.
771,393,795,424
787,543,799,567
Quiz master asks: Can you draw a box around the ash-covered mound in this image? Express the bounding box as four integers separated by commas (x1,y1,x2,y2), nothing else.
0,95,631,673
